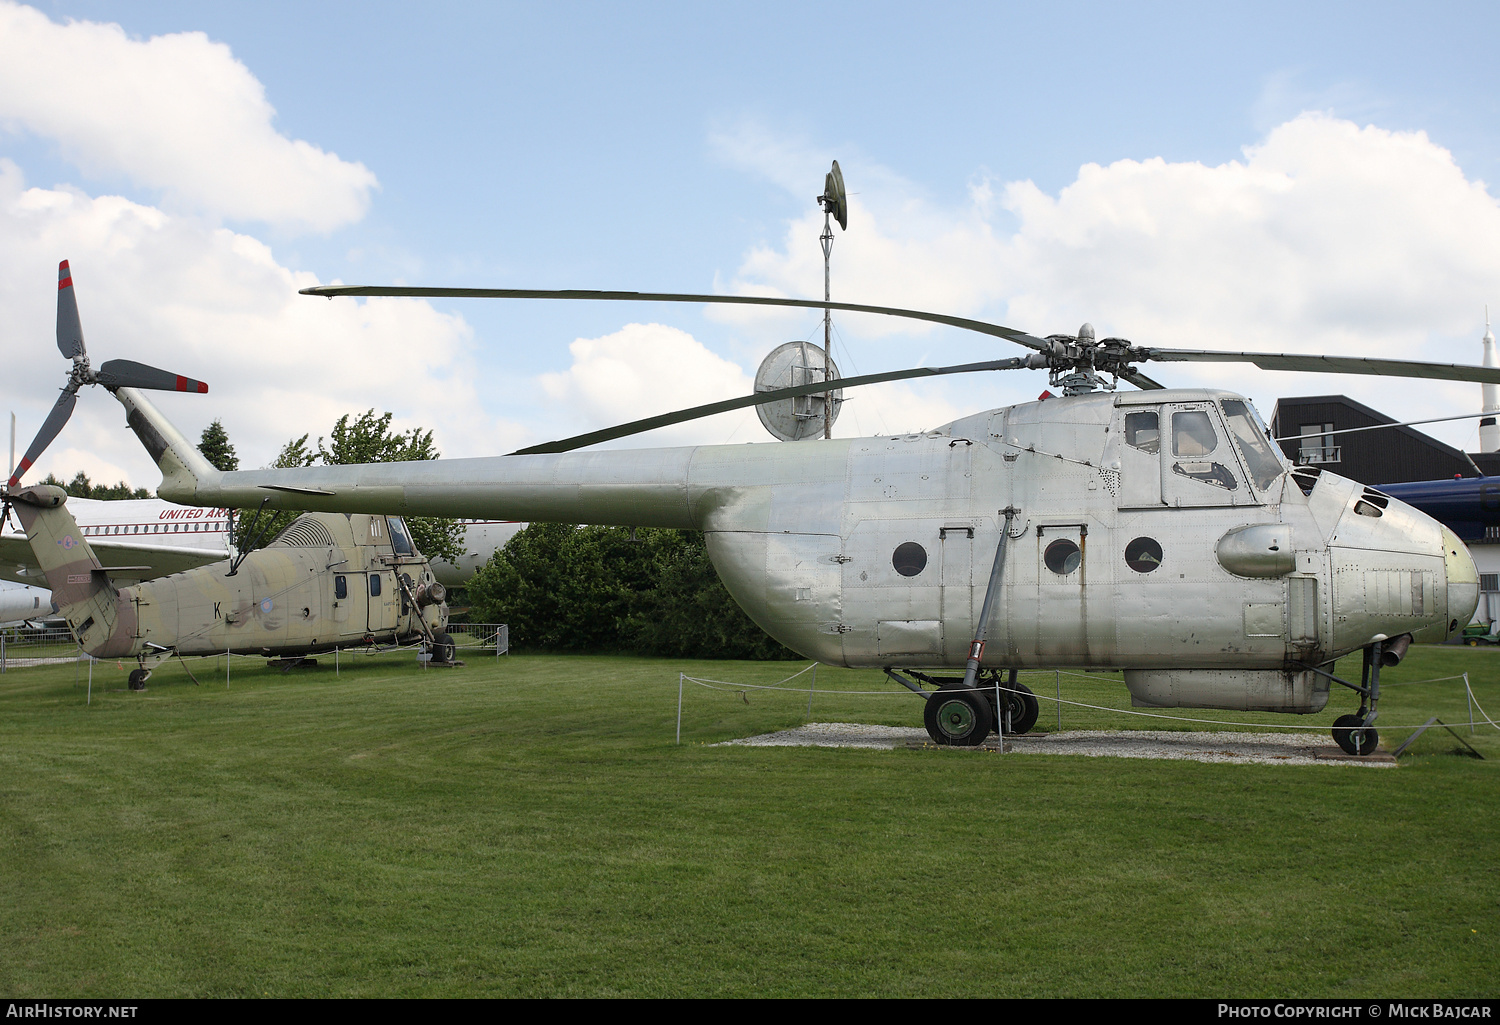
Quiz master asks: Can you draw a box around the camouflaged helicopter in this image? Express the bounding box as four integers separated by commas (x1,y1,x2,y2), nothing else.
3,264,453,690
10,250,1496,750
8,484,454,688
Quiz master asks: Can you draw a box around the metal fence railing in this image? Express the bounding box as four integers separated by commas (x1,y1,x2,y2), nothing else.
0,624,84,670
444,623,508,656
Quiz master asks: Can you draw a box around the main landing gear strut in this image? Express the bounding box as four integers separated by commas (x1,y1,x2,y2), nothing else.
1302,634,1409,756
890,505,1034,747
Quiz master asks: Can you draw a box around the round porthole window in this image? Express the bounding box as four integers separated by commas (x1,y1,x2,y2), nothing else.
892,542,928,577
1044,538,1081,575
1124,536,1163,573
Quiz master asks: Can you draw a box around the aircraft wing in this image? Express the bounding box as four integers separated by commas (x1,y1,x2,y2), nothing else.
0,533,229,586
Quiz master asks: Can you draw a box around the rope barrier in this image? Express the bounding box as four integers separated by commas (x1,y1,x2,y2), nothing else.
681,666,1499,731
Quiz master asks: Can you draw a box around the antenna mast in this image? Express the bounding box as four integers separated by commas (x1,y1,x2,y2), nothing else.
817,161,848,440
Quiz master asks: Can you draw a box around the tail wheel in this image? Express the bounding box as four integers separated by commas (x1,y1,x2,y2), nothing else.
1332,714,1379,756
923,688,993,747
128,668,149,691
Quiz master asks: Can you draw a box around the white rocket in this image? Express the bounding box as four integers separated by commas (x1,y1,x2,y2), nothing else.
1482,308,1500,454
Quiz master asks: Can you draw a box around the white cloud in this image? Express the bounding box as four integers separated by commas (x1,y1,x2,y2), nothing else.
533,321,972,446
718,114,1500,450
0,1,377,233
538,322,763,447
0,159,523,491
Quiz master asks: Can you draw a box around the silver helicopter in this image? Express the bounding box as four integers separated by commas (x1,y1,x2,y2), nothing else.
11,228,1495,753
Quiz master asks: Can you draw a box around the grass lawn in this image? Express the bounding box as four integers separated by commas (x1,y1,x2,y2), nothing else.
0,644,1496,997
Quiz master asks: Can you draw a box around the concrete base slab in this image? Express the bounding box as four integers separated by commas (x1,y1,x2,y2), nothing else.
718,723,1395,767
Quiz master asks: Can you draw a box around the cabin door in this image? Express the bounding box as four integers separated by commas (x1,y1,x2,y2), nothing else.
1107,406,1166,509
1159,402,1255,509
939,525,976,662
1025,521,1116,664
367,569,398,634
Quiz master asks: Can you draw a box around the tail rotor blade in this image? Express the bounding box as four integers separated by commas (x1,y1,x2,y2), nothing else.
96,359,209,394
8,390,77,487
56,260,85,360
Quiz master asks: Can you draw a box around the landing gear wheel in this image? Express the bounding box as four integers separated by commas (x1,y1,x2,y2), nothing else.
991,681,1040,735
923,688,994,747
1332,714,1379,756
128,668,150,691
432,632,456,663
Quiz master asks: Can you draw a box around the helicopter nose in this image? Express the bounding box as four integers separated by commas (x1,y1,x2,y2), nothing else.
1440,523,1480,636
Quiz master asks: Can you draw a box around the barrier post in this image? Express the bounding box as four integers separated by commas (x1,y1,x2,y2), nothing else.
676,673,684,744
1466,672,1474,734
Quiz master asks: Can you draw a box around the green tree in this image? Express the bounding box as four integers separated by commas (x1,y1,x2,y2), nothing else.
314,411,462,564
626,530,796,659
231,435,317,552
196,419,238,472
238,412,464,564
39,471,151,500
465,524,797,659
318,410,439,464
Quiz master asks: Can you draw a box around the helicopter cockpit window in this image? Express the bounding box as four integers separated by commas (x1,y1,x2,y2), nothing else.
1221,400,1287,492
1171,410,1239,491
1172,411,1219,456
1125,411,1160,454
386,517,414,556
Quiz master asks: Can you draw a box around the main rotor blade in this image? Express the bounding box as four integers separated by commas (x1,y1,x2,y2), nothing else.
1120,369,1165,390
1142,349,1500,385
8,390,76,487
512,357,1029,455
56,260,85,360
300,285,1054,354
96,360,209,393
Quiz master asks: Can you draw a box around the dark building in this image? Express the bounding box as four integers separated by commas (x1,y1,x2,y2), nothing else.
1268,395,1500,486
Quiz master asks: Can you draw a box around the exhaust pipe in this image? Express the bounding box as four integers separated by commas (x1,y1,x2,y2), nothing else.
1380,633,1412,667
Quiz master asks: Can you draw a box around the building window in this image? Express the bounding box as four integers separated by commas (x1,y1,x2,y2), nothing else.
1297,423,1339,464
1482,574,1499,593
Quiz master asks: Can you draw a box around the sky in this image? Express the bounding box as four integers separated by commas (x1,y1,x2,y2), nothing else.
3,0,1500,490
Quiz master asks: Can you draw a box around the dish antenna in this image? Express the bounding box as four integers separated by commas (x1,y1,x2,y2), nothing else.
753,340,843,441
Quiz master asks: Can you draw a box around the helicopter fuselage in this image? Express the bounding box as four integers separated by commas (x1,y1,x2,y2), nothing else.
122,385,1478,712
